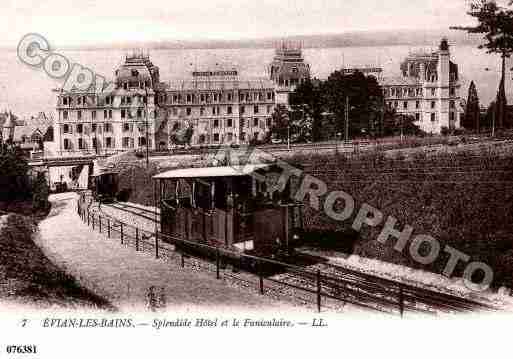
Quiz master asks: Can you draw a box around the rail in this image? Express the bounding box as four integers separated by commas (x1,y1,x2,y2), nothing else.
77,194,494,315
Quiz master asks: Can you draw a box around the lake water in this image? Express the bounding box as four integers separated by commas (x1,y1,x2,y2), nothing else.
0,44,511,119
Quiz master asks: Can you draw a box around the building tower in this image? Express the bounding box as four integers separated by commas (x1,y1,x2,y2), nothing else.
269,41,311,104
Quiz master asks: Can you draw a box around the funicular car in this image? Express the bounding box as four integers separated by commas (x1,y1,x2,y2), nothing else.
153,164,303,258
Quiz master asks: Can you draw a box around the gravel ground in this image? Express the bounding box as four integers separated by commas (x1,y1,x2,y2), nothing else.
37,193,296,313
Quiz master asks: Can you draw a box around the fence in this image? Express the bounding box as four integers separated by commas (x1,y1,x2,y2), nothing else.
77,195,442,316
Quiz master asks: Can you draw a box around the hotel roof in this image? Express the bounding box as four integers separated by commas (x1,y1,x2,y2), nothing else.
380,76,422,86
164,78,275,91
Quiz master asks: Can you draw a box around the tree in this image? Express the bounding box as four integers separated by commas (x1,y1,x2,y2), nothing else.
463,81,481,132
270,104,290,141
451,1,513,128
289,80,324,142
382,109,421,137
323,71,384,138
0,145,31,201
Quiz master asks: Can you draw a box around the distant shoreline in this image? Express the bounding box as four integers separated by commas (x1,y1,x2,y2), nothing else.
0,29,481,52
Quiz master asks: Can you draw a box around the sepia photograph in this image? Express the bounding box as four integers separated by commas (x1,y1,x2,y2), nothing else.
0,0,512,357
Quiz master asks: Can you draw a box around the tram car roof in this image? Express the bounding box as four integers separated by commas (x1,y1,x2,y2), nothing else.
153,164,274,180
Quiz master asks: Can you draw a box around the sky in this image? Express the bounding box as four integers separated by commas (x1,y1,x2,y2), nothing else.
0,0,492,47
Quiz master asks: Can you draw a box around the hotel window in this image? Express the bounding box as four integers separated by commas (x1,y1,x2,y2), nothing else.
137,109,142,118
103,123,112,132
403,101,408,109
63,138,70,150
121,97,126,105
241,132,246,141
394,101,398,108
258,93,263,101
109,110,112,119
123,123,130,132
121,109,126,119
63,124,70,133
450,87,455,96
431,113,436,122
415,113,420,121
253,118,259,127
213,94,218,102
92,124,97,132
138,137,147,146
213,133,220,142
416,101,420,109
63,110,68,120
227,106,232,114
77,124,83,134
239,94,244,102
105,137,112,148
267,105,272,114
77,110,82,120
254,105,259,114
63,97,68,105
127,96,132,105
122,137,130,148
266,118,271,127
123,83,128,90
77,97,82,105
200,94,205,102
78,138,84,149
227,93,233,101
227,118,233,127
431,101,436,109
450,100,455,109
267,92,273,100
187,94,191,103
104,110,108,119
431,88,436,96
186,107,192,116
213,119,219,128
92,110,96,120
240,106,246,114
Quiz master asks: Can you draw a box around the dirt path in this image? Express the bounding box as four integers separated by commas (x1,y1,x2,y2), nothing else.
36,193,292,312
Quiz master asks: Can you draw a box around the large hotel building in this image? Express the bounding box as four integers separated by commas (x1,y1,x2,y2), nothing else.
53,45,309,156
52,39,460,155
380,38,462,133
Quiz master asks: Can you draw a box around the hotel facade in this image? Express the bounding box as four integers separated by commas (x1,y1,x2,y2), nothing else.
380,38,462,134
53,54,290,156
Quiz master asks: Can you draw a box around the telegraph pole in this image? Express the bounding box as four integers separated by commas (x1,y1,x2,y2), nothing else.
345,96,349,142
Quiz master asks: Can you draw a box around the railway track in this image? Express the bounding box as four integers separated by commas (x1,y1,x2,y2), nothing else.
102,201,160,223
273,260,496,315
87,198,497,315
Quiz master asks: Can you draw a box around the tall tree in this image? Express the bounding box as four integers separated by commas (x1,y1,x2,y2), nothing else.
464,81,482,132
289,80,324,142
452,0,513,128
323,71,384,138
270,104,290,141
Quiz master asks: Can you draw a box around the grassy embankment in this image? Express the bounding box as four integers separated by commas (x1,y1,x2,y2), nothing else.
289,145,513,289
0,213,114,309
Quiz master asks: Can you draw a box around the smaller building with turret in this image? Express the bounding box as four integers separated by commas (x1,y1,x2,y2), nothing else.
381,38,462,134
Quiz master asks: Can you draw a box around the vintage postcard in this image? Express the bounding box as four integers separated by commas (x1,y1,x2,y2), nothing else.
0,0,512,357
